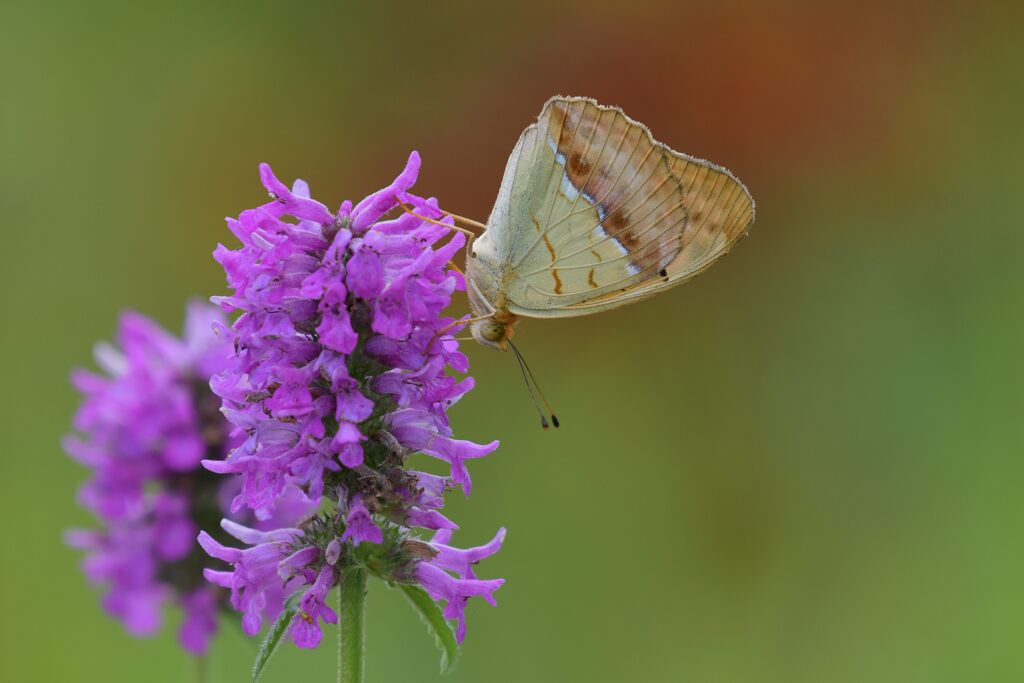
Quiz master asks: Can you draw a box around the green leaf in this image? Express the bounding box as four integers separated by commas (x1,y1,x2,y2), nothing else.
252,593,301,682
399,584,460,674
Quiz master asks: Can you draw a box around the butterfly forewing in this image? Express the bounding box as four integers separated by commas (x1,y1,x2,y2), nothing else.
499,99,686,309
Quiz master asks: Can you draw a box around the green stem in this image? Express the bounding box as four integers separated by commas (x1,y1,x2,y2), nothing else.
338,567,368,683
193,655,209,683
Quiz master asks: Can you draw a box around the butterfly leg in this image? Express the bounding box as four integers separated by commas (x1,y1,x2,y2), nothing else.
395,200,476,238
446,260,465,277
429,314,492,348
439,210,488,232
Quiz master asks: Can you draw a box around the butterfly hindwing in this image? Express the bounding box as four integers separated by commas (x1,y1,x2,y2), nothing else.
564,152,756,312
476,96,753,318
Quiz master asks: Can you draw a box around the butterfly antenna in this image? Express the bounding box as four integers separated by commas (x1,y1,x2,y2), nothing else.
509,340,549,429
508,340,560,429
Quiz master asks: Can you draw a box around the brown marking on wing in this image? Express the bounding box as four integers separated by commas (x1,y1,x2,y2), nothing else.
588,269,597,288
531,215,541,233
546,99,688,276
552,269,563,294
542,234,556,262
555,103,576,149
567,151,592,177
590,249,602,262
599,206,673,273
603,208,638,249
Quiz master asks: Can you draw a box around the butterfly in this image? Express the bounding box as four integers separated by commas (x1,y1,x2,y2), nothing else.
460,96,756,351
400,96,755,426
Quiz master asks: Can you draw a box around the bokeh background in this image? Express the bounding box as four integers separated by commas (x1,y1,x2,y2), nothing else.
3,1,1022,681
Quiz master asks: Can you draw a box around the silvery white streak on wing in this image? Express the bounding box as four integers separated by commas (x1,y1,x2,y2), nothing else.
545,136,566,165
559,172,580,202
591,225,629,257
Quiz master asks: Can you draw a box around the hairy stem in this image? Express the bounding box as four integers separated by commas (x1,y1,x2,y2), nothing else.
338,567,368,683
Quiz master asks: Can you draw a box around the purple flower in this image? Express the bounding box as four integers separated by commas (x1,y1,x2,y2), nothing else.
65,303,223,520
416,528,506,642
65,527,165,637
203,153,505,649
180,589,219,656
292,566,338,648
386,408,499,494
428,528,507,579
64,302,313,655
340,495,383,546
414,536,505,644
199,521,311,636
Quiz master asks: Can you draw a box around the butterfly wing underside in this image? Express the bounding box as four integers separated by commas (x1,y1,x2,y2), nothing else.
473,96,755,319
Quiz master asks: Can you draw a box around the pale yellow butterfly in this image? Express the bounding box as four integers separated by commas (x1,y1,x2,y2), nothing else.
401,96,755,426
462,95,755,350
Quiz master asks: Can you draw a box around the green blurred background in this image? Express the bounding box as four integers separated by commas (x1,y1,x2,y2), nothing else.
3,1,1022,681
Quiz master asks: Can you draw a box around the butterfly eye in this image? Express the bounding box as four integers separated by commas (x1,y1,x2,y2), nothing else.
480,321,505,342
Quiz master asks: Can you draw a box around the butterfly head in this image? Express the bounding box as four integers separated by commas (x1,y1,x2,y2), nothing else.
470,318,511,351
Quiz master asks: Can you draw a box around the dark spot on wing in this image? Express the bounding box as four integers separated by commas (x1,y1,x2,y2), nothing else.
603,209,640,250
568,151,592,177
588,269,597,288
552,269,563,294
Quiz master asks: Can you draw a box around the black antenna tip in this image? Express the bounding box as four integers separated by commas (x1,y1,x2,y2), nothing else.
551,414,560,428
